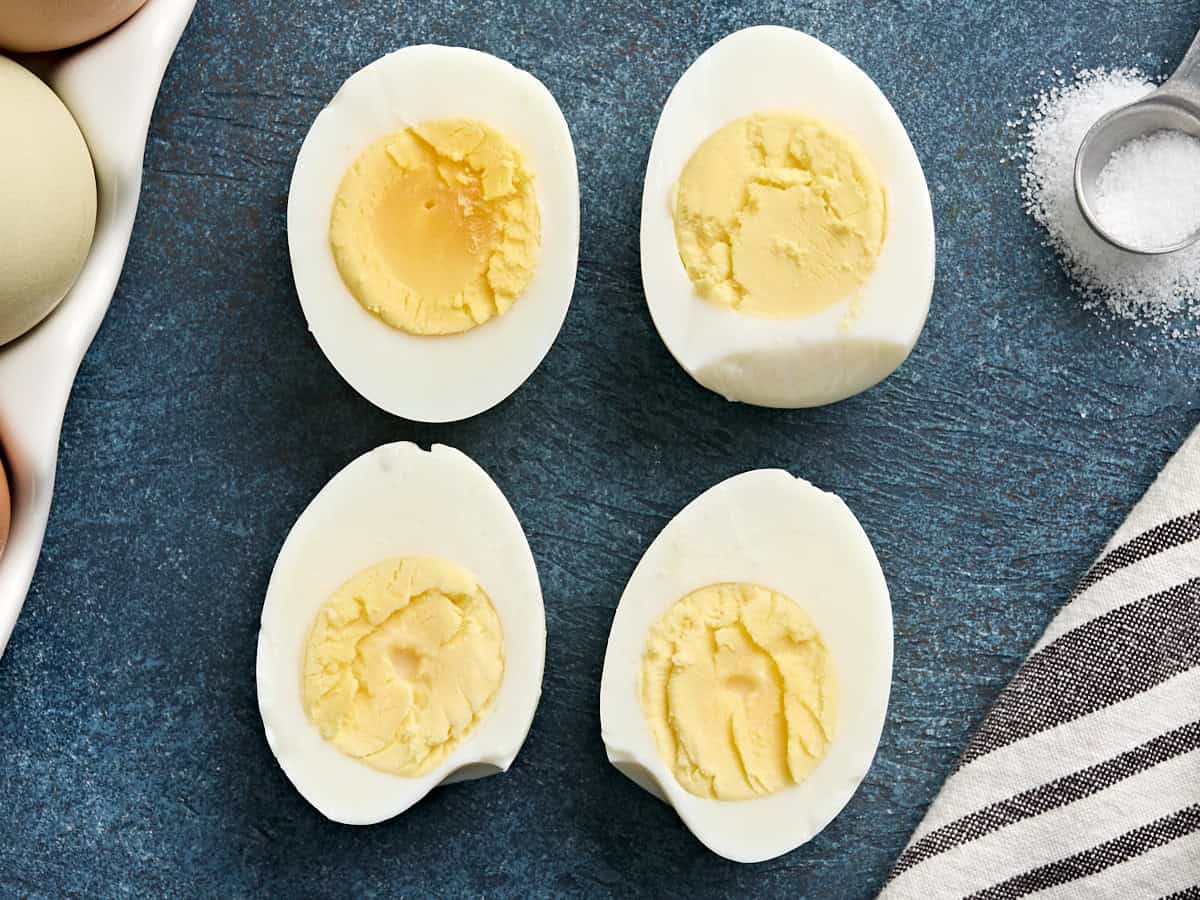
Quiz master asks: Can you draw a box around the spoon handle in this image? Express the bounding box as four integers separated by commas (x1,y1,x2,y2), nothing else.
1164,26,1200,100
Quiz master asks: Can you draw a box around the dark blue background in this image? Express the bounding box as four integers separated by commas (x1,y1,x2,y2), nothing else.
3,2,1198,897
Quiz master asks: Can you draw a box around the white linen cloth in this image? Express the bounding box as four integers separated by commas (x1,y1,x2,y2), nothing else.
882,426,1200,899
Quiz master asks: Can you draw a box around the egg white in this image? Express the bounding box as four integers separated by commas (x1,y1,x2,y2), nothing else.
256,442,545,824
288,46,579,423
641,26,936,408
599,469,892,863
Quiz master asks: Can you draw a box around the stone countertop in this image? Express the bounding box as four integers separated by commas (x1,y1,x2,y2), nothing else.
2,1,1198,897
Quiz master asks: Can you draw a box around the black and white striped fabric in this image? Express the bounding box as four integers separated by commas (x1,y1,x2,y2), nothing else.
883,427,1200,899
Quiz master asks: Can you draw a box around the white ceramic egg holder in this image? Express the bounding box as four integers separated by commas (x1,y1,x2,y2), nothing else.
0,0,195,657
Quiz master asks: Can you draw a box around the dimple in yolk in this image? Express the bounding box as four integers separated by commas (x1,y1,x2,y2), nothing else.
672,112,887,320
371,164,499,303
329,118,541,336
302,557,505,778
640,582,837,801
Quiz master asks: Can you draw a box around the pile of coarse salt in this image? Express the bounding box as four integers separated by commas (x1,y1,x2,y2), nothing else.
1094,129,1200,251
1015,67,1200,332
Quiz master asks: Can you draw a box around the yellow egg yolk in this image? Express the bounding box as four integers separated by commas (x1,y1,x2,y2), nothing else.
329,119,540,336
673,112,887,319
302,557,504,777
641,582,837,801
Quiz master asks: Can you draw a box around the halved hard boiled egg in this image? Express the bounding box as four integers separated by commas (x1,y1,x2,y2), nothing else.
256,443,545,824
599,469,892,862
641,26,935,408
289,46,579,422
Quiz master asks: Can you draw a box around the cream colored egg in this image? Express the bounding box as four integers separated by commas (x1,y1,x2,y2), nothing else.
0,55,97,346
0,0,147,51
288,46,579,423
599,469,892,862
256,443,545,824
641,26,935,408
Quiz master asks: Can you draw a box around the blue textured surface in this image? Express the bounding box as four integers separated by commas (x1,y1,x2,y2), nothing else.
3,1,1200,897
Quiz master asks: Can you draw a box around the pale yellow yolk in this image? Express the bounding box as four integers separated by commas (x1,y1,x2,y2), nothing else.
302,557,504,777
673,112,887,319
329,118,540,336
640,582,837,801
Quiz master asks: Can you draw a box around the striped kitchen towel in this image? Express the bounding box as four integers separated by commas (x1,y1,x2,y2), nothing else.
883,425,1200,899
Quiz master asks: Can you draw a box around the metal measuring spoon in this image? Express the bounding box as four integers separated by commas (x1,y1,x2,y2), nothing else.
1074,28,1200,255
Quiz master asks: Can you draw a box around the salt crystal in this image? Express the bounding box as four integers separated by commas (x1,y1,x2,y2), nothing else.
1093,129,1200,250
1019,68,1200,330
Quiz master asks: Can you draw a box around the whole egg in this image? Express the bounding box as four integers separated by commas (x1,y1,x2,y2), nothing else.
0,55,97,346
0,0,148,52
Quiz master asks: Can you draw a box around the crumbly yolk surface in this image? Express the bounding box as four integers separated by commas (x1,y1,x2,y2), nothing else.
673,112,887,319
330,119,540,335
641,582,837,801
303,557,504,777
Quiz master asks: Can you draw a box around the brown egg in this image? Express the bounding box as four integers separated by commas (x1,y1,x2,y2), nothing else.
0,453,9,557
0,0,148,53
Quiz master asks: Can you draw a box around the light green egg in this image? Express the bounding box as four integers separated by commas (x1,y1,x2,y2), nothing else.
0,54,96,346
